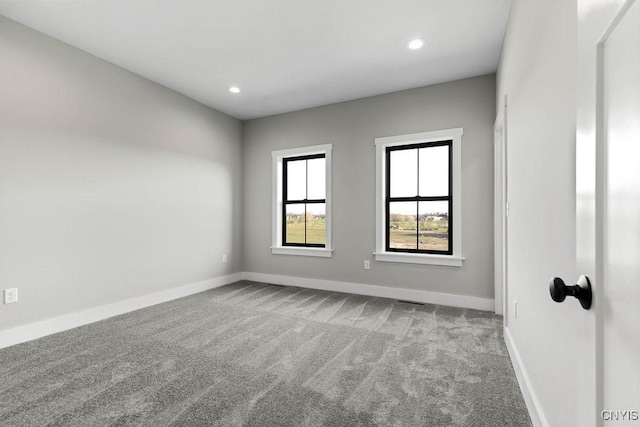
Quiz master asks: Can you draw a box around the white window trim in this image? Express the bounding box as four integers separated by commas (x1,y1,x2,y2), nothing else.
271,144,333,257
374,128,464,267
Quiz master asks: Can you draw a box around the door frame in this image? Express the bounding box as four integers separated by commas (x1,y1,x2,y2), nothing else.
494,95,508,317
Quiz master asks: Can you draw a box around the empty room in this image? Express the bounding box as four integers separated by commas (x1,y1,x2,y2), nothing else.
1,0,638,426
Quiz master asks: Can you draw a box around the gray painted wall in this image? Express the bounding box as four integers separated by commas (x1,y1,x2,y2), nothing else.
0,17,243,329
243,75,496,299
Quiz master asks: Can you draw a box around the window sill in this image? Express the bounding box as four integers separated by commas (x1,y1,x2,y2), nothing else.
271,247,334,258
373,252,464,267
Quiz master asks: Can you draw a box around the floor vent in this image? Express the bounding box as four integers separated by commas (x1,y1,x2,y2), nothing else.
397,300,425,305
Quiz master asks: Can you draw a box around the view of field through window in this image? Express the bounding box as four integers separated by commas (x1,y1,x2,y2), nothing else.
285,203,326,245
389,201,449,251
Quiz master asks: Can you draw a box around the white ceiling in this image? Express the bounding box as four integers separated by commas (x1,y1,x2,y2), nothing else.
0,0,511,120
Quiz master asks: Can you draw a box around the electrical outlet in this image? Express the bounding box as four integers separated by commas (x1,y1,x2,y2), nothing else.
364,260,370,270
4,288,18,304
222,254,228,263
513,300,518,319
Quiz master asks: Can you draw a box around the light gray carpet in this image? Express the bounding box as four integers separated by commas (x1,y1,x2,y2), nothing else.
0,281,531,426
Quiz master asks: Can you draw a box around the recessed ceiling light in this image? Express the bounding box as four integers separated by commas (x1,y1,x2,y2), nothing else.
408,38,426,50
229,86,241,93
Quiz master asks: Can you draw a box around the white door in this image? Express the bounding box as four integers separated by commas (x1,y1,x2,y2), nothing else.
577,0,640,424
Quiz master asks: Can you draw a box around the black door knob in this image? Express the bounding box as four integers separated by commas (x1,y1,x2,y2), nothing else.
549,275,592,310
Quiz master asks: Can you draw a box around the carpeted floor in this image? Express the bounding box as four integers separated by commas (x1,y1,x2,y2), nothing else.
0,281,531,426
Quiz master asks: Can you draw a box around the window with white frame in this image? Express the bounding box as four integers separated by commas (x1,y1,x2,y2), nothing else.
272,144,332,257
374,128,464,266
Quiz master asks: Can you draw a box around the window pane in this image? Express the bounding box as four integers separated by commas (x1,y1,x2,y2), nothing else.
419,145,449,197
307,158,326,200
418,201,449,252
286,159,306,201
390,149,417,197
285,204,305,244
306,203,326,245
389,201,417,250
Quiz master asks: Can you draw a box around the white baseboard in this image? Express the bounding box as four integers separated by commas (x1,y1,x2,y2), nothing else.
504,326,547,427
1,272,494,349
0,273,242,349
242,272,495,311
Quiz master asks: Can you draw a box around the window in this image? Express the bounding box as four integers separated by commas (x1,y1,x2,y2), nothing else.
283,154,326,247
272,144,332,257
386,141,452,254
375,128,464,266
